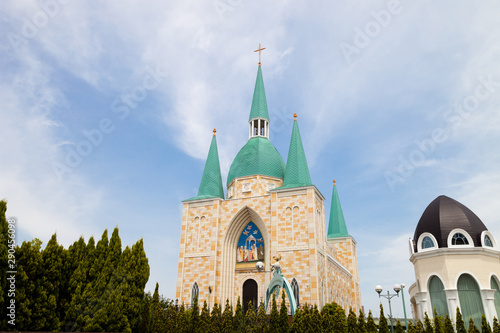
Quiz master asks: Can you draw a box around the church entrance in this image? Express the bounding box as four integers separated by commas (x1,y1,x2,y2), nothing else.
242,279,258,313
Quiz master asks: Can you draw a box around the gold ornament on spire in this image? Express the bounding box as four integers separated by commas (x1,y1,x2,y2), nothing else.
213,128,216,136
254,43,266,66
293,113,297,121
333,179,336,185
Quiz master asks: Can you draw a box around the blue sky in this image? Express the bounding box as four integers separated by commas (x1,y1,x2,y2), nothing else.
2,0,500,317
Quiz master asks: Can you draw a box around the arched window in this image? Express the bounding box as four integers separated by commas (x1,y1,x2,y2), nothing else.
458,274,484,330
291,278,299,307
422,236,435,249
191,282,199,305
491,277,500,319
452,233,469,245
485,235,493,247
429,276,449,317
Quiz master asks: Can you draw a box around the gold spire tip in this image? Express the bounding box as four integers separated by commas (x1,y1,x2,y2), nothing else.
293,113,297,121
254,43,266,66
333,179,336,185
213,128,216,135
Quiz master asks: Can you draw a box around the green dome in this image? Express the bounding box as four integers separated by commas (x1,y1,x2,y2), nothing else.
227,137,286,186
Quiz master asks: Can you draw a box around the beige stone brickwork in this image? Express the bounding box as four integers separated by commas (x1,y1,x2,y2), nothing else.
176,176,362,313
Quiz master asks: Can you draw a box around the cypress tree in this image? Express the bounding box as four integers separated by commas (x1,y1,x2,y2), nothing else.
256,301,269,333
200,300,211,332
456,308,466,333
234,296,244,333
493,317,500,333
334,304,347,333
279,290,290,333
433,309,443,333
347,307,358,333
444,314,454,333
41,233,64,331
424,312,434,333
301,304,311,333
416,320,425,333
468,318,479,333
139,296,151,333
408,319,416,333
211,302,222,333
178,303,189,333
244,300,257,333
395,319,404,333
311,304,322,333
366,310,377,333
378,303,391,333
321,303,337,333
358,309,367,333
165,300,178,332
222,298,234,333
191,294,200,333
150,284,163,333
481,315,492,333
269,293,280,332
290,307,302,333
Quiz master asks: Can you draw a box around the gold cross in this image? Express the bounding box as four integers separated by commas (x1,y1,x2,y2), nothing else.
254,43,266,66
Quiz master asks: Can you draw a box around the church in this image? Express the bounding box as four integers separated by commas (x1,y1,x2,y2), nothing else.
175,48,362,313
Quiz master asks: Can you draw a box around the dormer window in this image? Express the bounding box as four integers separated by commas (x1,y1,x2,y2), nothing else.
417,232,438,252
422,236,435,249
481,231,497,249
447,228,474,248
485,235,493,247
452,233,469,245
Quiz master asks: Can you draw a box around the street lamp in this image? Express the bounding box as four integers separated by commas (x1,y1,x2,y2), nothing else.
400,283,408,331
375,284,401,333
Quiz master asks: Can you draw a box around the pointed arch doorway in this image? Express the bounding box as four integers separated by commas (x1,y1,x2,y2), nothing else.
243,279,258,313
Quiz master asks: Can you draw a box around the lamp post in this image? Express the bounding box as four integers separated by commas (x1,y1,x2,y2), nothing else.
375,284,401,333
400,283,408,331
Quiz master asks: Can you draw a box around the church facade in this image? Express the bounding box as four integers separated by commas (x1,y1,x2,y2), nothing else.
175,60,361,312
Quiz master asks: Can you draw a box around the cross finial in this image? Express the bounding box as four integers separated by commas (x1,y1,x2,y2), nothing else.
293,113,297,121
254,43,266,66
213,128,216,136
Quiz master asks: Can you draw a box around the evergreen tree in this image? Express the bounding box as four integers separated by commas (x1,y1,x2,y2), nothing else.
347,307,358,333
378,303,391,333
301,304,312,333
311,304,322,333
456,308,466,333
40,234,64,331
416,320,425,333
433,309,443,333
358,309,367,333
211,302,222,333
139,297,151,333
481,315,492,333
395,319,405,333
321,303,337,333
408,320,416,333
222,299,234,333
269,293,280,332
279,290,289,333
165,300,178,332
177,303,189,333
468,318,479,333
424,312,434,333
334,305,347,333
150,284,162,333
493,317,500,333
191,294,200,333
234,296,244,333
244,300,257,333
366,310,378,333
290,307,302,333
256,301,269,333
444,314,454,333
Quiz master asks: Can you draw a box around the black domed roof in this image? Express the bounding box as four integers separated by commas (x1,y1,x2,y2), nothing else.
413,195,487,251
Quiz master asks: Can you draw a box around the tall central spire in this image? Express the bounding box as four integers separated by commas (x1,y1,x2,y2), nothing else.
248,46,270,139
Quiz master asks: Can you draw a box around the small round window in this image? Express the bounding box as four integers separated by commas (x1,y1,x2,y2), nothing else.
452,233,469,245
422,236,435,249
484,235,493,247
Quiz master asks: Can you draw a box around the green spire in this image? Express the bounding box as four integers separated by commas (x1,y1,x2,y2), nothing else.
249,66,270,121
280,115,312,189
185,131,224,201
327,181,349,238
